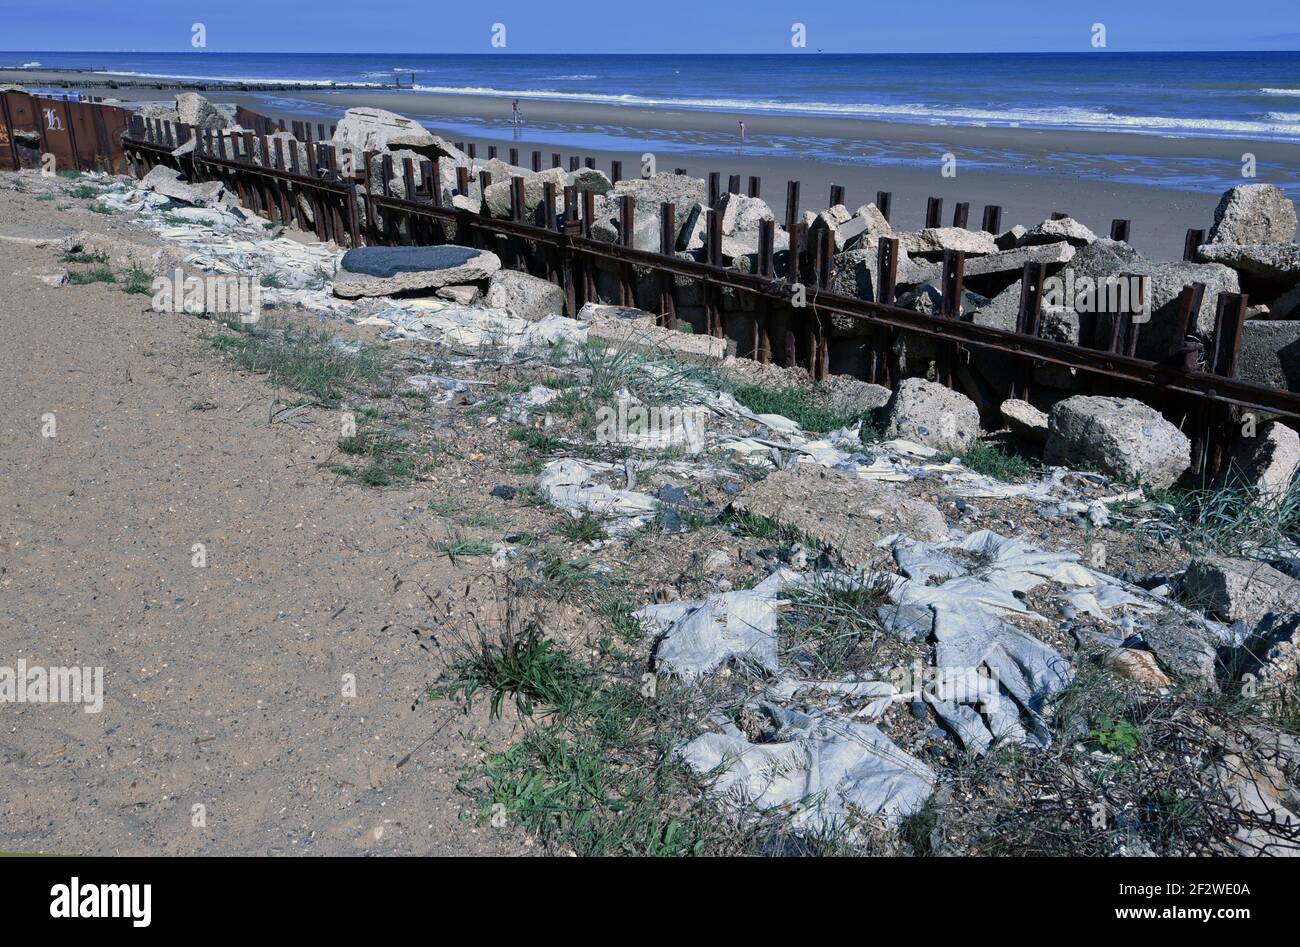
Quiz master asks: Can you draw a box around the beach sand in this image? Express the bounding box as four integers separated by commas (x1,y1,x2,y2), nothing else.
7,69,1300,259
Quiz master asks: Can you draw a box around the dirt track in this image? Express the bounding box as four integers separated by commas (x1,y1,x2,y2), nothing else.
0,188,524,855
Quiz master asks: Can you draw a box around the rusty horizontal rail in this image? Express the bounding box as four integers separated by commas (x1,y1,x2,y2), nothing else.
365,192,1300,423
120,135,1300,429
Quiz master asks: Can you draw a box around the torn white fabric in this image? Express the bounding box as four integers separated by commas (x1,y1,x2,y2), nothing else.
766,678,899,720
537,459,658,536
636,569,798,680
677,703,935,834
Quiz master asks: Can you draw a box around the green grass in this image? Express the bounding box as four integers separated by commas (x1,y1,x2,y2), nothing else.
960,439,1039,480
441,623,857,856
332,424,439,487
118,266,153,295
1088,717,1143,756
509,427,564,455
731,383,871,434
724,509,819,550
779,572,894,676
536,548,603,596
439,623,593,720
62,249,107,265
556,513,607,543
64,267,117,285
259,272,284,288
438,534,496,564
1118,480,1300,559
207,317,382,407
68,184,99,199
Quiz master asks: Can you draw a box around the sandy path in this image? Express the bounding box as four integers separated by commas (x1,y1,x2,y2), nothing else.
0,197,520,855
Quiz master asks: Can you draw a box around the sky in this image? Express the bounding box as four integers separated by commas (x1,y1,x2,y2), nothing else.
0,0,1296,53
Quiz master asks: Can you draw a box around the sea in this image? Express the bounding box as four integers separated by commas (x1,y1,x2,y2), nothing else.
5,50,1300,141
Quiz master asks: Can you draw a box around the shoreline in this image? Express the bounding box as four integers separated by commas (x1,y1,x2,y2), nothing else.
8,69,1300,259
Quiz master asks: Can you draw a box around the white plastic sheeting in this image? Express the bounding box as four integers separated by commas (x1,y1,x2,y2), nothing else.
537,458,658,536
636,569,798,680
677,703,935,833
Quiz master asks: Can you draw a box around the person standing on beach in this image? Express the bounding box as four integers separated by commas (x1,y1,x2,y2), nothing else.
738,120,746,142
512,99,522,126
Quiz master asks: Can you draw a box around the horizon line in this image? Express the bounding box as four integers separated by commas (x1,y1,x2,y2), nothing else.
3,48,1297,56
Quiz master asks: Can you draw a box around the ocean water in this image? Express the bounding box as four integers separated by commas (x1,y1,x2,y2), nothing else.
6,50,1300,141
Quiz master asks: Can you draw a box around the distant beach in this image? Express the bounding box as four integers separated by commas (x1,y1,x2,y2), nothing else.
6,50,1300,258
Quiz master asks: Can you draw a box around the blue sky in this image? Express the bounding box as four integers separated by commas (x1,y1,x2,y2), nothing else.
1,0,1296,53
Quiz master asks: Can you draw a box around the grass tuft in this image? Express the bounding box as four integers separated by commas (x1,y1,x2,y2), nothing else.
207,317,381,406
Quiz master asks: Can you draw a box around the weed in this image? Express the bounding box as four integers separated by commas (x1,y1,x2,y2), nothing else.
557,513,607,543
65,267,116,285
1123,481,1300,559
118,266,153,295
1089,717,1143,756
779,572,895,676
335,428,419,486
439,534,496,564
440,623,592,719
509,427,563,455
960,439,1038,480
207,317,382,406
731,384,868,433
62,249,107,265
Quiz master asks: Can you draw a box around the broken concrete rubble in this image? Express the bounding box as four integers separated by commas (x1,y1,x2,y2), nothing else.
1207,184,1298,246
1044,396,1190,488
1019,216,1097,248
881,378,981,454
729,465,948,567
331,106,465,162
139,164,224,207
1223,421,1300,500
1181,557,1300,630
1196,242,1300,283
484,269,566,322
1000,399,1049,445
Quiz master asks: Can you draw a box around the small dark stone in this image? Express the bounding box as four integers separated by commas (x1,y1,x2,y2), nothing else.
656,485,689,505
908,700,928,721
722,481,744,496
490,485,517,500
657,508,683,533
1270,558,1300,580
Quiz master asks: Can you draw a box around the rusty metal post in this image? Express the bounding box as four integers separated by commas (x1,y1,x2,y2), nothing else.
876,191,892,223
925,197,943,229
659,201,677,329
